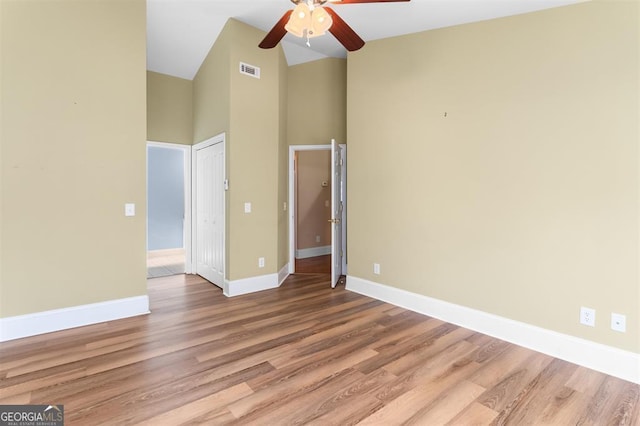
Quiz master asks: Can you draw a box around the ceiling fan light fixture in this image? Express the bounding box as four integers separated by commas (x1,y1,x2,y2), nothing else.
285,3,311,37
308,6,333,38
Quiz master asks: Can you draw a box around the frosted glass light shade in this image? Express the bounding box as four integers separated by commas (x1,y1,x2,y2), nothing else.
285,3,311,37
308,7,333,38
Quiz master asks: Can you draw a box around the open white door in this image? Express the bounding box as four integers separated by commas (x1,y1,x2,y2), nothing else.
193,135,225,288
330,139,343,288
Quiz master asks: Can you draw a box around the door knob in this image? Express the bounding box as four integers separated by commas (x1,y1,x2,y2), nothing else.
328,218,341,224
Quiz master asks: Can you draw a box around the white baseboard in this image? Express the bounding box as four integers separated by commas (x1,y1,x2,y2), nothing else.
224,273,280,297
295,245,331,259
278,263,290,286
0,296,150,342
346,276,640,384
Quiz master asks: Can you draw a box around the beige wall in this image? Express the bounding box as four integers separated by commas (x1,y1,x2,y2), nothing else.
192,22,231,145
348,1,639,353
288,58,347,145
228,19,285,279
296,150,331,250
0,0,147,317
147,71,193,145
193,19,287,280
277,49,289,270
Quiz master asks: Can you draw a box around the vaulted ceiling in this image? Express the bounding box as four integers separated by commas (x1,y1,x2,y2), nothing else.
147,0,583,80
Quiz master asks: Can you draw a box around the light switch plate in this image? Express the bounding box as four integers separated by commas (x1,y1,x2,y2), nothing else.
244,202,251,213
125,203,135,217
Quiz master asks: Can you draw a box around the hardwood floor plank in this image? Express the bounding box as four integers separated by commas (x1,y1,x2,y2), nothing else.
468,344,539,389
68,362,274,425
578,377,640,426
488,357,579,425
446,401,499,425
359,341,481,424
402,379,486,425
376,326,476,377
229,349,378,419
0,273,636,425
136,382,253,426
229,368,366,425
0,391,32,405
476,351,554,414
535,385,593,425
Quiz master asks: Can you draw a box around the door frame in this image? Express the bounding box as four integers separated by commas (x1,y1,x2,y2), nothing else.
146,141,192,273
191,133,226,281
288,144,347,275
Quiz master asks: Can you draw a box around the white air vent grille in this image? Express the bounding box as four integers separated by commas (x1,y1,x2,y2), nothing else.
240,62,260,79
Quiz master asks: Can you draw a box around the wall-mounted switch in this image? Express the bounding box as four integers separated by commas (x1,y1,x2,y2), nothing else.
258,257,265,268
373,263,380,275
244,202,251,213
125,203,135,217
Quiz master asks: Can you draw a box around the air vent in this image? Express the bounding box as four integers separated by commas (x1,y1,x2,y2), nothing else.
239,62,260,79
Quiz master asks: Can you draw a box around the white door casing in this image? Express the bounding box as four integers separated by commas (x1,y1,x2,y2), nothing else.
330,139,343,288
339,144,347,274
192,134,225,287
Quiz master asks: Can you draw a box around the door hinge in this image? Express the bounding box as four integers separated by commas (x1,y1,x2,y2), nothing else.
224,179,229,191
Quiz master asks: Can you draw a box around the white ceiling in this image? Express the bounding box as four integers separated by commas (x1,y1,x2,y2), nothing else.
147,0,583,80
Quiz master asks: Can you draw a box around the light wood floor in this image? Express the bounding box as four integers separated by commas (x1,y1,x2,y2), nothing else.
147,248,185,278
1,274,638,425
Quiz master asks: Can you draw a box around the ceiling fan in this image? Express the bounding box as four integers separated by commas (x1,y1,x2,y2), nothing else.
259,0,410,52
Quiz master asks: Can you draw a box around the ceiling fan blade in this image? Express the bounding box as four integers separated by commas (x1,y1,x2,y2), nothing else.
259,10,293,49
328,0,410,4
324,7,365,52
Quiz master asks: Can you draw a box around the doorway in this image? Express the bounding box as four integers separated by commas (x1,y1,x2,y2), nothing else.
146,142,191,278
288,143,347,286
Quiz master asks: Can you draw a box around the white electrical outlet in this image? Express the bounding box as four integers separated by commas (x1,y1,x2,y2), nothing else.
373,263,380,275
580,307,596,327
258,257,265,268
316,235,321,243
611,313,626,332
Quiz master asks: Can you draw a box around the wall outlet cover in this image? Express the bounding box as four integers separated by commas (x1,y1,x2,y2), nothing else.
580,306,596,327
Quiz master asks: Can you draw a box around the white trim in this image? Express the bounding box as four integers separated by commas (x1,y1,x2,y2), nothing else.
147,140,190,149
224,273,280,297
146,141,192,273
346,276,640,384
339,144,348,274
288,145,331,274
0,296,150,342
296,245,331,259
278,263,290,286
